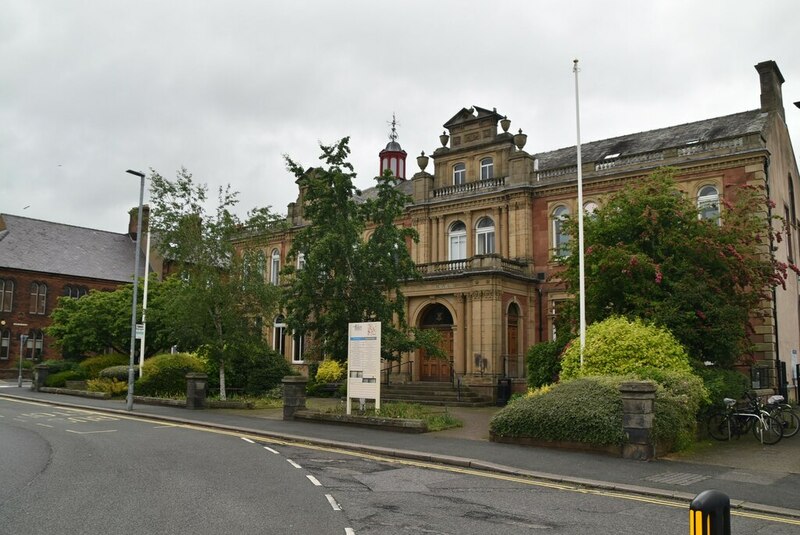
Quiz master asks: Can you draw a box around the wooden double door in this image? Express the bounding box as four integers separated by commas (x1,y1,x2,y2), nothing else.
420,327,453,382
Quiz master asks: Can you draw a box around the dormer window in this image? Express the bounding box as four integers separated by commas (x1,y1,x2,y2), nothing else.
480,158,494,180
453,163,466,186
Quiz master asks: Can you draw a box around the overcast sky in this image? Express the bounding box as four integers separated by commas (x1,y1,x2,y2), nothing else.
2,1,799,233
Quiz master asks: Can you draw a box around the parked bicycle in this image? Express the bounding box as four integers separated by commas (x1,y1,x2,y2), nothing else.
706,394,783,445
764,394,799,438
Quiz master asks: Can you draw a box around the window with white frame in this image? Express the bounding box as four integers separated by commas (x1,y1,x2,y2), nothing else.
29,282,47,315
480,158,494,180
0,279,13,312
475,217,495,255
292,332,305,363
26,330,43,359
297,252,305,270
273,315,287,356
0,330,9,360
453,163,466,185
584,201,598,218
552,206,570,257
270,249,281,285
697,185,720,223
449,221,467,261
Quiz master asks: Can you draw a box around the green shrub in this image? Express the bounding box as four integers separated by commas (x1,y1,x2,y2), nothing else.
86,378,128,396
696,367,750,414
135,353,206,396
204,344,295,396
44,370,86,387
79,354,129,379
316,359,344,383
41,359,79,375
526,340,565,388
490,377,626,446
560,316,692,380
99,365,130,381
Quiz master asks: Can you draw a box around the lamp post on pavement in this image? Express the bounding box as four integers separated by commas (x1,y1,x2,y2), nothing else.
126,169,146,411
17,332,29,387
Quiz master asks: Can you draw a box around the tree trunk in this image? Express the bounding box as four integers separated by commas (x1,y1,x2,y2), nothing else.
219,357,226,401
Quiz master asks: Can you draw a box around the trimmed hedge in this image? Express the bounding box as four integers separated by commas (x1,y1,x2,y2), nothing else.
99,365,130,381
135,353,206,396
44,370,87,387
41,359,80,375
87,378,128,396
79,354,129,379
316,359,344,383
560,316,692,380
490,377,626,446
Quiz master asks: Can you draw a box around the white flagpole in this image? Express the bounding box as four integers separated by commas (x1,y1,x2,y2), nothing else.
574,59,586,367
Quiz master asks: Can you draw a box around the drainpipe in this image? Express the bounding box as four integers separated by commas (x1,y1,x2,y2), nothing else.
536,286,543,343
764,155,781,389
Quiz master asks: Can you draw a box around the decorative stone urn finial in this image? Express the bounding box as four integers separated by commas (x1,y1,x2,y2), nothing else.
500,116,511,133
439,131,449,147
417,151,429,172
514,128,528,150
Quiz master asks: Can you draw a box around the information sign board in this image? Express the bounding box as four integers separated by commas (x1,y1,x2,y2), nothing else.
346,322,381,415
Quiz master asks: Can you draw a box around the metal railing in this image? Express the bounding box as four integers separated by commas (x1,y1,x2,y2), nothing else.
416,255,528,277
381,360,413,386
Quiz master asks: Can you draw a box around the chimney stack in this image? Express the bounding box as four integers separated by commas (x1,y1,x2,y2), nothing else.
755,60,785,121
128,204,150,240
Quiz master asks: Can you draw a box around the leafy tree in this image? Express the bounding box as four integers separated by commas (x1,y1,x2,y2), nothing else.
282,138,440,363
47,278,169,359
148,167,282,399
558,167,796,368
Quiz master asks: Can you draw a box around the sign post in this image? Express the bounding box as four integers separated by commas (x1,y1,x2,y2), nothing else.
14,322,29,388
346,322,381,415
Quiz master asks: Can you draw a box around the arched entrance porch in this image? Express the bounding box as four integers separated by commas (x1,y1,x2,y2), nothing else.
418,303,454,382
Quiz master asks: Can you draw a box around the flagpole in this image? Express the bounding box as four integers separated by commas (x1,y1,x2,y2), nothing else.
574,59,586,367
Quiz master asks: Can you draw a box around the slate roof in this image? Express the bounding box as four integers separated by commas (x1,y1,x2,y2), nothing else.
533,109,769,170
356,176,414,202
0,214,148,282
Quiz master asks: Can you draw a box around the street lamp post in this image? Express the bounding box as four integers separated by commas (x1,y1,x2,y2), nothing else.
17,333,29,387
126,169,146,411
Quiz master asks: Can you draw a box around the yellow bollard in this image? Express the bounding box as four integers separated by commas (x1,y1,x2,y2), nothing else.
689,490,730,535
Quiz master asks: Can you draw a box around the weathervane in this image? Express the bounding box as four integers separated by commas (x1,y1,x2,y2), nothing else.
387,113,400,142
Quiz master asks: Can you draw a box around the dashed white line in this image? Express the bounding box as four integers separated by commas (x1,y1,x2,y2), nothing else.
306,475,322,486
325,494,342,511
345,528,355,535
65,429,118,435
264,446,279,454
287,459,302,469
35,423,53,428
240,437,255,444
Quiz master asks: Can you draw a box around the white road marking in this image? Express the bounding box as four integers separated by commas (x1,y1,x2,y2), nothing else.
306,475,322,486
240,437,255,444
264,446,279,454
287,459,302,469
153,425,176,429
35,423,54,428
345,528,356,535
65,429,118,435
325,494,342,511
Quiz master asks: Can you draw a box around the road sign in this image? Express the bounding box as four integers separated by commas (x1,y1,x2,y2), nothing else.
135,323,145,340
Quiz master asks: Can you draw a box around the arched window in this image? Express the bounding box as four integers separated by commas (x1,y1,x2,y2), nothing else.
29,282,47,315
0,329,9,360
475,217,495,255
552,206,570,257
296,252,306,270
0,279,13,312
480,158,494,180
583,201,598,218
256,251,266,280
448,221,467,261
697,185,720,223
273,315,287,356
453,163,466,186
63,285,88,299
270,249,281,285
292,332,305,363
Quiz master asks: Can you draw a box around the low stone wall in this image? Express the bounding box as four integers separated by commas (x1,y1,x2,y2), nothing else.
490,434,623,457
39,387,110,399
293,410,428,433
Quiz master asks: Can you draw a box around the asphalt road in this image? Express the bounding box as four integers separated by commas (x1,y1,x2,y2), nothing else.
1,397,797,534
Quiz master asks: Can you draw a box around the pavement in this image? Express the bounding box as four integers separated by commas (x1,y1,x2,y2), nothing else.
1,381,799,519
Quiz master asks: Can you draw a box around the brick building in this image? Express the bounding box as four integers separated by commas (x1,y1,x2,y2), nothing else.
258,61,799,402
0,212,152,376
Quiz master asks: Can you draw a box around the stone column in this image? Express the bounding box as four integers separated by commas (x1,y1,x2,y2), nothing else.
185,372,208,410
32,364,49,392
620,381,657,460
282,376,308,420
